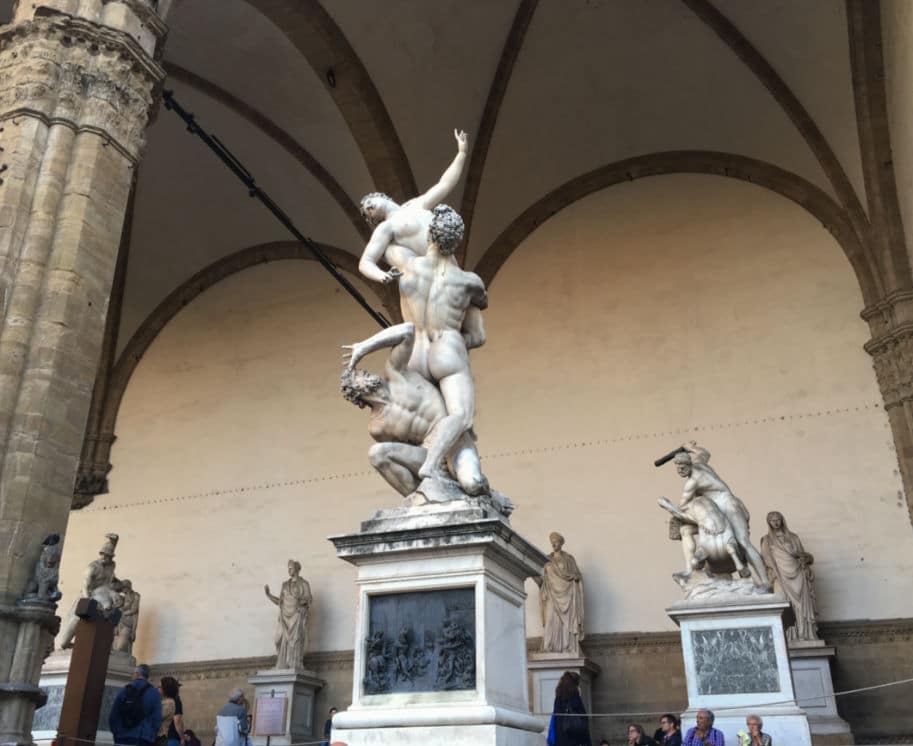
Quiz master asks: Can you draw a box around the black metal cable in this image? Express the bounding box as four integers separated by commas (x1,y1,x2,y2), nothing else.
162,89,390,329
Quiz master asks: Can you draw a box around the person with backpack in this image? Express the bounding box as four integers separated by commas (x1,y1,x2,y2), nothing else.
110,663,162,746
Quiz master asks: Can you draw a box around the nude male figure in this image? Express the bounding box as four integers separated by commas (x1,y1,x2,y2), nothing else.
341,321,487,496
392,205,488,480
358,129,485,350
674,443,769,584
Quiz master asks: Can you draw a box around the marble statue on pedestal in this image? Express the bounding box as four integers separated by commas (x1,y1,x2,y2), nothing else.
534,533,585,656
658,443,769,598
761,511,818,642
58,533,123,649
265,560,312,670
344,144,513,515
112,579,141,654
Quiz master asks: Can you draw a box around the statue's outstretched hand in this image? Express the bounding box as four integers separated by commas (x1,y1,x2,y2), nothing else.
454,129,468,153
341,343,363,370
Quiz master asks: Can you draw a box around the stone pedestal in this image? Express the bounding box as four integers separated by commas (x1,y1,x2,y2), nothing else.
667,595,812,746
789,642,854,745
528,654,599,743
248,668,325,746
328,498,547,745
32,650,136,745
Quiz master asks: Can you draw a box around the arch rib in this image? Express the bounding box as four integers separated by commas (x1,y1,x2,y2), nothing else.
474,150,880,306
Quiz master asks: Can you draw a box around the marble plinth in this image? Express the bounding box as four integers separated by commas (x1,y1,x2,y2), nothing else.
33,649,137,745
328,497,547,745
789,642,854,745
528,654,599,744
667,595,812,746
248,668,325,746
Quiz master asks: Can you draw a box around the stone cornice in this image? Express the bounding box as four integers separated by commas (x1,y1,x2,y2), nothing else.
0,12,166,161
150,650,355,680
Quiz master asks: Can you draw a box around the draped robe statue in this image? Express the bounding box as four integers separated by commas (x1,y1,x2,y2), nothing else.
265,560,312,669
760,511,818,642
534,533,585,656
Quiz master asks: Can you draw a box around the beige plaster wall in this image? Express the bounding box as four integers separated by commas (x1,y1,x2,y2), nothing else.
61,176,913,664
883,0,913,267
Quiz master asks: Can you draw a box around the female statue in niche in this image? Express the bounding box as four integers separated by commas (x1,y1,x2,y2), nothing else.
760,511,818,642
535,532,585,656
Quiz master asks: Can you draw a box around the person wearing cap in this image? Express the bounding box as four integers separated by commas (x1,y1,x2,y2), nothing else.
215,688,250,746
110,663,163,746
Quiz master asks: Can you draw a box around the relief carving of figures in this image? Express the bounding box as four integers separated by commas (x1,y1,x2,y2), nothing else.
20,534,62,606
435,619,475,690
112,580,141,654
760,511,819,642
364,630,393,694
657,443,769,596
534,532,585,656
58,533,122,649
264,560,312,670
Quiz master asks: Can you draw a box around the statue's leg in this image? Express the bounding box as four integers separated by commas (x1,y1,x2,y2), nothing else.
420,369,474,480
725,536,751,577
726,509,769,583
679,524,698,572
369,443,424,496
450,432,488,495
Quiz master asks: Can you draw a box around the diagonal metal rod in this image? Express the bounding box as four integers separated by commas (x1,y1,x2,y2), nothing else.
162,89,390,329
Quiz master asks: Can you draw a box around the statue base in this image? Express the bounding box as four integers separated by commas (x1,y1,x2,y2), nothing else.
528,654,599,742
328,499,547,745
667,595,812,746
788,642,854,745
247,668,325,746
32,649,136,745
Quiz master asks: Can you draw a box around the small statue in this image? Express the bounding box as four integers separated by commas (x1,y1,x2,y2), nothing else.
761,511,819,642
264,560,312,670
58,533,122,649
657,443,769,590
533,532,585,656
112,579,141,654
21,534,63,605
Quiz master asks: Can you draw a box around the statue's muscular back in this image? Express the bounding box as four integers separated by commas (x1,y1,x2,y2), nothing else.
367,369,445,446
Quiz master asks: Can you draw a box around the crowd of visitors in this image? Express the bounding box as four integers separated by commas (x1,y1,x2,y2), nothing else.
545,670,771,746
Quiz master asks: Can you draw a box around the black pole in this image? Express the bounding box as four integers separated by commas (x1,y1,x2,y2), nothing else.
162,90,390,329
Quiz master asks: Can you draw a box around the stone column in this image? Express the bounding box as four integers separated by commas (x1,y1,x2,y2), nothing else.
0,2,167,743
864,290,913,522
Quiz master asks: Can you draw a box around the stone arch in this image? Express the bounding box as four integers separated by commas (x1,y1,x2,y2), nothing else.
473,150,881,307
85,241,394,502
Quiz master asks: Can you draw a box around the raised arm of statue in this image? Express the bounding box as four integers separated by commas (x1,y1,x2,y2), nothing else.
415,129,468,210
462,306,486,350
264,584,279,605
684,441,711,464
359,222,402,284
342,322,416,374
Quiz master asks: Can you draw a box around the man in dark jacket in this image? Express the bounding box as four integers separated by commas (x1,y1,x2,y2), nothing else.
109,663,162,746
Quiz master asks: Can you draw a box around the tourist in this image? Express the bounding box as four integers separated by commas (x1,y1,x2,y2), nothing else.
159,676,184,746
683,710,724,746
156,678,176,746
745,715,771,745
321,707,337,746
109,663,162,746
215,688,250,746
654,714,682,745
547,671,591,746
627,723,655,745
